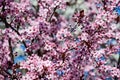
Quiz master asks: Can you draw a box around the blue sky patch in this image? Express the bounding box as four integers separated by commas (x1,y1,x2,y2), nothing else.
14,55,27,64
106,38,117,45
56,70,64,76
20,44,26,51
114,6,120,15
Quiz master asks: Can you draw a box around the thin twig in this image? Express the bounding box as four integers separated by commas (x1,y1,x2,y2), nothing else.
48,6,58,22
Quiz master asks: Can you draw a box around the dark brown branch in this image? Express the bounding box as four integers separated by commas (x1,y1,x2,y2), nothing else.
8,38,14,63
116,1,120,6
0,14,31,55
0,15,20,35
1,0,6,12
0,66,18,79
48,6,58,22
117,54,120,68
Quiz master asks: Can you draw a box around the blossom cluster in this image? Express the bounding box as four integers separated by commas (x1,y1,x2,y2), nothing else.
0,0,120,80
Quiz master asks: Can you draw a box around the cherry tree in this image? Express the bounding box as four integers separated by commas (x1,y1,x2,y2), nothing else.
0,0,120,80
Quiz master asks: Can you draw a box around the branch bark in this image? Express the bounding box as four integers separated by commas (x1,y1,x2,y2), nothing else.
0,15,31,55
8,38,14,63
48,6,58,22
0,66,18,80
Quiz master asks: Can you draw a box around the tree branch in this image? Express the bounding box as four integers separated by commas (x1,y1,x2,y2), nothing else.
1,0,6,12
0,14,31,55
117,54,120,68
8,38,14,63
0,66,18,80
48,6,58,22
